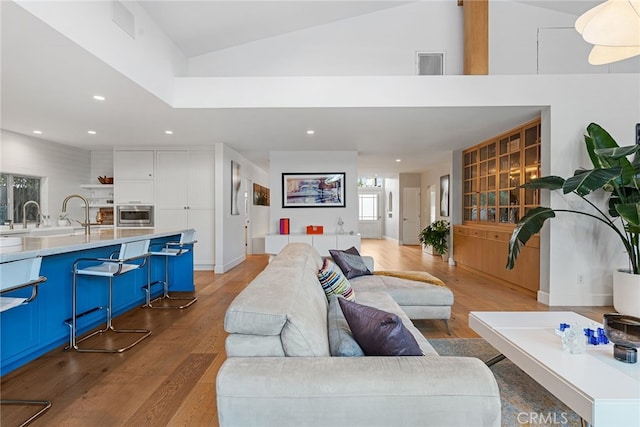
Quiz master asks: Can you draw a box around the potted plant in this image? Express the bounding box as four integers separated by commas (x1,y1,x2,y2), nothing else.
419,220,450,261
506,122,640,316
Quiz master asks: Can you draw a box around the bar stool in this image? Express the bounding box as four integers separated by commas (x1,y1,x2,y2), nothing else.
144,230,197,309
68,239,151,353
0,257,52,426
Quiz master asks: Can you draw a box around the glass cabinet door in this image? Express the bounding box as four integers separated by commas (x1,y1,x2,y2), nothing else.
463,118,541,225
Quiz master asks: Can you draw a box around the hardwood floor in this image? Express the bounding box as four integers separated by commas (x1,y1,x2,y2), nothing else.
1,240,612,426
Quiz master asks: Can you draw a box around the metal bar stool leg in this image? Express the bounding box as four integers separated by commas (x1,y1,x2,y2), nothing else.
0,257,51,426
144,248,197,310
66,243,152,353
0,399,52,427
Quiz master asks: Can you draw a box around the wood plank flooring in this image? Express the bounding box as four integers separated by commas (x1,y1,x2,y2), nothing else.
0,240,612,426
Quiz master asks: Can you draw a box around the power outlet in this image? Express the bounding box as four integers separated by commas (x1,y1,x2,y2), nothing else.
577,274,584,285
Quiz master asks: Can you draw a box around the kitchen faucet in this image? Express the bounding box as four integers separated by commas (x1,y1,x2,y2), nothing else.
62,194,91,235
23,200,41,229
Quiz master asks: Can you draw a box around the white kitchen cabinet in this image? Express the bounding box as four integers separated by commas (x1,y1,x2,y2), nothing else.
115,150,155,204
155,208,214,270
155,150,215,269
156,150,214,210
115,150,154,179
115,180,154,204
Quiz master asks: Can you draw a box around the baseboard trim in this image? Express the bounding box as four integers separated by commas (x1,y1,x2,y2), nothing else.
382,236,399,244
214,254,246,274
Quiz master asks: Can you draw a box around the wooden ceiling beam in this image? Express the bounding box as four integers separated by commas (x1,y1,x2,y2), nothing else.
462,0,488,75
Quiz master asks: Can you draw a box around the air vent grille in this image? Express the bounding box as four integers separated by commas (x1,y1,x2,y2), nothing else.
417,53,444,75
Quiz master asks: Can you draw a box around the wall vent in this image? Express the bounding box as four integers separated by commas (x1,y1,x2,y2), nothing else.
112,1,135,39
416,52,444,75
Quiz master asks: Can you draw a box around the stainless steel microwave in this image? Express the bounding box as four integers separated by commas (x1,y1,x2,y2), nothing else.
117,205,154,227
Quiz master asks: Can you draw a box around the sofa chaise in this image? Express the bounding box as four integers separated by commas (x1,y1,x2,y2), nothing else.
216,243,501,427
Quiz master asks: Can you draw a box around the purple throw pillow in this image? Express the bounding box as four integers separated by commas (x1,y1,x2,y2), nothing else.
329,247,372,279
338,298,423,356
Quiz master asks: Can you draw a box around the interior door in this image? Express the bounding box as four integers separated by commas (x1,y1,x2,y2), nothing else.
358,191,382,238
402,187,420,245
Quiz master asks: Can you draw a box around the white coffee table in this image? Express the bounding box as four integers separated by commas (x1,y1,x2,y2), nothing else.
469,311,640,427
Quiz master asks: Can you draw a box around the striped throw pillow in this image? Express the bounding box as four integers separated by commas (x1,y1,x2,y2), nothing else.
317,258,355,301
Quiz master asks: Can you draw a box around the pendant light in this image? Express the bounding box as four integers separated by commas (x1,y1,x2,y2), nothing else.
575,0,640,65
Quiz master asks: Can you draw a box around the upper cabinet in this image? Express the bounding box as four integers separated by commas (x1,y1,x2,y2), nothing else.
156,150,214,210
114,150,155,204
114,150,154,179
462,118,541,226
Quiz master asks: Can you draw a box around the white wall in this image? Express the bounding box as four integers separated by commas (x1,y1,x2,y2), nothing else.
249,174,271,254
384,177,399,242
489,1,640,74
420,163,452,229
15,0,187,103
188,1,463,77
0,130,91,222
214,143,269,273
269,151,359,235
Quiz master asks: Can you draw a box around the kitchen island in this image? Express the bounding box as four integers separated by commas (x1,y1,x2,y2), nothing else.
0,228,195,375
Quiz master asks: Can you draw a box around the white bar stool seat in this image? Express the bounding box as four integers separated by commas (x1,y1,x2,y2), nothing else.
0,257,52,426
145,230,197,309
68,239,151,353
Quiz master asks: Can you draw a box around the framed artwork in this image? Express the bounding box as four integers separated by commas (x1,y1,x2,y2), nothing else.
231,160,241,215
253,183,270,206
282,173,345,208
440,174,450,217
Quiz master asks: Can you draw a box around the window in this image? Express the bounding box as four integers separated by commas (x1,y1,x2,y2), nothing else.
357,177,383,188
463,119,541,225
0,174,41,225
359,193,379,221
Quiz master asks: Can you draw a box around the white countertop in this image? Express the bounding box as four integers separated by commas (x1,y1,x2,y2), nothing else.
0,228,192,263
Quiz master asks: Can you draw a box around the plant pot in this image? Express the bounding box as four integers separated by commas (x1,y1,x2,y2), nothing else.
441,253,448,262
613,270,640,318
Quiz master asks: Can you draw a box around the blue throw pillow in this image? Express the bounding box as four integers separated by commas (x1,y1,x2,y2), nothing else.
327,296,365,357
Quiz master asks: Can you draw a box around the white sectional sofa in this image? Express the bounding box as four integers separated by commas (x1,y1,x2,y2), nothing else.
216,243,501,427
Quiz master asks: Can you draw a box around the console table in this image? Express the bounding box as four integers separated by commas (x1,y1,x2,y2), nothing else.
265,233,361,256
469,311,640,427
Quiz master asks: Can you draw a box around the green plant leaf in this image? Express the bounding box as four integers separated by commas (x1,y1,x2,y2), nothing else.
520,176,565,190
585,122,619,169
563,167,621,196
615,203,640,232
594,146,640,159
507,207,555,270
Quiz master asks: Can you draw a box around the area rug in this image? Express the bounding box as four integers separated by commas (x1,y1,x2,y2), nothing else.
428,338,581,427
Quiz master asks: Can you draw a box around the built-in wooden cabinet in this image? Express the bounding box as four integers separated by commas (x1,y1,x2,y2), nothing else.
453,224,539,297
463,119,541,225
457,118,541,296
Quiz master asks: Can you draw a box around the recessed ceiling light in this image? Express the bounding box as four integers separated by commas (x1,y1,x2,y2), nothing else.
306,130,315,135
93,95,106,101
88,130,97,135
165,130,173,135
32,130,42,134
395,159,402,162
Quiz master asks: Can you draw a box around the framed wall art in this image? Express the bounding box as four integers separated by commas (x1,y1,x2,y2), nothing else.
231,160,241,215
282,172,345,208
253,183,270,206
440,174,450,217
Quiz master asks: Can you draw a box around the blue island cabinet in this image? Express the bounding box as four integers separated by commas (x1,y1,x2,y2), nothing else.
0,233,194,375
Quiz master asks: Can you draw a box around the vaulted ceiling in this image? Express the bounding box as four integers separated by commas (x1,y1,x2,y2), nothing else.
1,1,593,176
